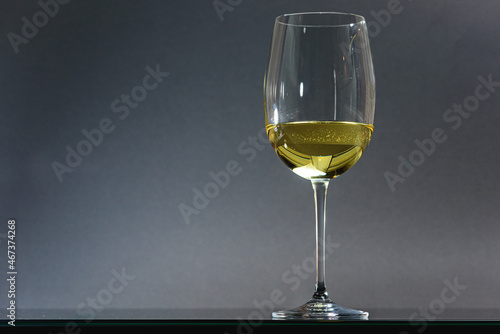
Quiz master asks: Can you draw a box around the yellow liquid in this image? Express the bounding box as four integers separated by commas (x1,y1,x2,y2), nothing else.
266,121,373,179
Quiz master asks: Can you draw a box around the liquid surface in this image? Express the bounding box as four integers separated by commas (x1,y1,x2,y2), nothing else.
266,121,373,179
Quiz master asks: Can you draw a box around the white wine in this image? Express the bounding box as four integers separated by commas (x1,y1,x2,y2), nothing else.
266,121,373,179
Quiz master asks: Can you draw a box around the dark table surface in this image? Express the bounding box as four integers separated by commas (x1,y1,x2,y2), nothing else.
8,308,500,333
15,307,500,320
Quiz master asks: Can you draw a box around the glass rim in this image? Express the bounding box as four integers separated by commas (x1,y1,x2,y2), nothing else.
275,12,366,28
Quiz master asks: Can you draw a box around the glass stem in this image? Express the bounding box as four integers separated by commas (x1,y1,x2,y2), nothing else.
311,179,331,301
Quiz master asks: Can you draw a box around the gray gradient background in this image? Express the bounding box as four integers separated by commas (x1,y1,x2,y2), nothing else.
1,0,499,316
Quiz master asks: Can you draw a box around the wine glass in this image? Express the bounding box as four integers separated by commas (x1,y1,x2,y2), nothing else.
264,12,375,320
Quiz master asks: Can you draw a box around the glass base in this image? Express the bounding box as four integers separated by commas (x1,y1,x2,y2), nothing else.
272,297,368,320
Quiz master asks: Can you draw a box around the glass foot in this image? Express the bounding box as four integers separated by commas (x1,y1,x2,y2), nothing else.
272,297,368,320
